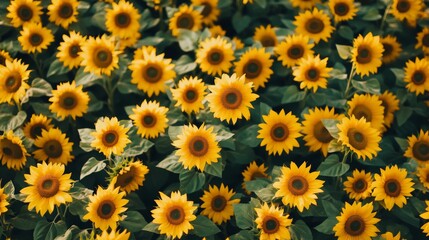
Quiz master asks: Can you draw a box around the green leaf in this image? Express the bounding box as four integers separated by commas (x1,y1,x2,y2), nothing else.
47,59,70,77
179,170,205,193
75,67,102,88
235,125,261,148
69,198,89,221
0,111,26,131
34,220,67,240
168,125,183,141
204,160,223,178
351,78,380,94
21,78,53,103
10,209,42,230
317,155,350,177
234,203,255,230
314,216,337,234
338,26,354,40
290,220,313,240
391,204,420,227
69,183,93,200
362,8,382,21
54,225,82,240
336,45,352,60
254,0,267,8
120,211,148,232
77,128,95,152
396,107,413,126
123,129,154,157
391,68,405,87
156,153,184,174
245,178,271,192
230,230,254,240
80,157,106,180
3,181,14,199
254,185,276,202
322,199,342,217
143,222,160,234
174,55,197,75
232,13,251,33
281,85,306,104
394,137,409,152
321,119,340,139
177,29,199,52
191,215,221,237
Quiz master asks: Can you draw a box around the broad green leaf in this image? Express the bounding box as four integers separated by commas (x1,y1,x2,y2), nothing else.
230,230,254,240
322,199,342,217
168,125,183,141
317,155,350,177
68,198,89,221
174,55,197,75
321,119,340,139
54,225,82,240
77,128,95,152
120,211,148,232
123,129,154,157
245,178,271,192
336,45,352,60
10,209,42,230
0,111,26,131
290,220,313,240
254,0,267,8
254,185,276,202
69,182,93,200
179,170,205,193
391,204,420,227
351,78,380,94
191,215,221,237
281,85,306,104
314,216,337,234
80,157,106,180
338,26,354,40
4,181,14,199
234,203,255,229
232,13,251,33
396,107,413,126
47,59,70,77
142,222,160,234
21,78,53,103
204,160,223,178
235,125,261,147
156,153,184,174
362,8,382,21
177,29,199,52
34,220,67,240
75,67,102,88
394,137,409,152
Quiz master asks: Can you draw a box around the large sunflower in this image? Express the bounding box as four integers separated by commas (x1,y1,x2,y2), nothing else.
417,163,429,191
105,0,141,38
0,59,31,104
91,117,131,157
7,0,42,27
200,184,240,225
49,81,90,120
404,130,429,164
347,93,385,131
254,203,292,240
344,169,374,200
380,35,402,64
172,124,221,171
96,229,130,240
273,162,324,212
0,131,28,170
196,36,235,76
242,161,268,194
333,202,380,240
129,100,168,139
253,25,278,47
274,34,314,68
337,116,381,160
416,28,429,54
151,191,197,239
378,91,399,131
421,201,429,236
169,5,203,37
390,0,423,23
293,8,334,43
80,35,120,76
191,0,220,26
171,76,207,114
18,22,54,54
56,31,86,69
20,162,73,216
33,128,74,165
0,50,12,66
293,54,332,92
329,0,358,22
257,109,302,156
0,186,9,215
113,160,149,194
23,114,54,140
47,0,79,28
234,47,273,90
403,57,429,95
206,73,259,124
351,33,384,77
291,0,320,9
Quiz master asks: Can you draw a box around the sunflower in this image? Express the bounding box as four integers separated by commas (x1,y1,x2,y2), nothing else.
33,128,74,165
151,191,197,239
18,22,54,54
129,100,168,139
118,32,140,51
344,169,374,200
417,163,429,190
129,50,176,97
254,203,292,240
47,0,79,28
0,59,31,104
403,57,429,95
378,91,399,130
200,184,240,224
133,45,157,61
196,36,235,76
242,161,268,194
333,202,380,240
257,109,302,156
96,229,131,240
416,28,429,54
192,0,220,26
390,0,423,23
273,162,324,212
380,35,402,64
381,232,401,240
351,32,384,77
112,160,149,194
105,0,141,38
0,131,28,170
253,25,278,47
20,162,73,217
243,0,253,4
209,25,226,37
302,107,343,156
49,81,90,120
6,0,42,28
91,117,131,157
80,35,120,76
83,182,128,231
291,0,320,9
337,116,381,160
274,34,314,68
57,31,86,69
293,55,332,92
232,37,244,50
347,93,385,131
421,201,429,236
0,186,9,215
234,48,273,90
169,5,203,37
0,50,12,66
329,0,358,22
404,130,429,164
171,76,207,114
294,9,334,43
23,114,54,140
172,124,221,171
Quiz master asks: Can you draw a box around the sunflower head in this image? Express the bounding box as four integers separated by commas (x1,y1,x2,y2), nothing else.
293,54,332,92
191,0,220,26
404,130,429,164
391,0,423,23
169,4,203,37
171,76,207,114
95,229,131,240
242,161,268,194
47,0,79,28
80,35,121,76
416,163,429,191
91,117,131,157
329,0,358,22
0,186,9,215
23,114,54,140
291,0,320,9
0,59,31,104
378,91,400,131
293,8,334,43
33,128,74,165
344,169,374,200
254,203,292,239
49,81,90,120
18,22,54,54
106,0,141,38
0,130,28,170
56,31,86,69
253,25,278,47
112,160,149,194
404,57,429,95
200,184,240,224
196,36,235,76
0,50,12,66
347,93,385,131
209,25,226,38
380,35,402,64
129,100,169,139
274,34,314,68
232,37,245,50
7,0,42,27
416,28,429,54
133,45,157,61
351,32,384,77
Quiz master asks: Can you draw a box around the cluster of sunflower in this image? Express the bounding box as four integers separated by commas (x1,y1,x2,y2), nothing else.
1,0,429,239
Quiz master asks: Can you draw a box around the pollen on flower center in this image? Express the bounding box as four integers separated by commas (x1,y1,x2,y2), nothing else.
1,139,24,158
412,141,429,161
344,215,365,236
352,179,367,193
58,3,74,19
396,0,411,13
176,14,194,29
211,195,227,212
305,18,324,34
30,33,43,47
313,121,333,143
189,136,209,156
270,123,289,142
334,3,350,16
347,128,367,150
94,48,113,68
17,5,33,21
384,179,401,197
288,176,309,195
97,200,116,219
263,217,280,234
102,131,119,147
351,105,372,122
43,140,63,158
4,74,21,93
37,177,60,198
167,207,185,225
221,88,242,109
115,13,131,28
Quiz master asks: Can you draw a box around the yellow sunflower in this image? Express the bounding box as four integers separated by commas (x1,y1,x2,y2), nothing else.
274,34,314,68
329,0,358,22
378,91,399,130
381,232,401,240
47,0,79,28
171,76,207,114
380,35,402,64
0,50,12,66
105,0,141,38
294,8,334,43
302,107,343,157
80,35,120,76
0,59,31,104
293,54,332,92
20,162,73,216
209,25,226,37
243,0,253,4
49,81,90,120
404,57,429,95
200,184,240,225
151,191,197,239
234,47,273,90
23,114,54,140
192,0,220,26
33,128,74,165
254,203,292,240
257,109,302,156
0,131,28,170
118,32,140,51
421,201,429,236
333,202,380,240
56,31,86,69
242,161,268,194
351,32,384,77
129,50,176,97
416,28,429,54
133,45,157,61
7,0,42,28
344,169,374,200
196,36,235,76
96,229,131,240
112,160,149,194
91,117,131,157
391,0,423,23
129,100,169,139
172,124,221,171
253,25,278,47
0,186,9,215
291,0,320,9
417,163,429,190
337,116,381,160
232,37,244,50
347,93,385,131
169,5,203,37
83,182,128,231
404,130,429,164
18,22,54,54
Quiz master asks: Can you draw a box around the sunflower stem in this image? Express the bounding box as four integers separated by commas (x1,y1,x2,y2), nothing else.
344,64,355,98
342,149,350,163
14,98,22,112
104,77,115,115
379,1,392,35
32,53,44,78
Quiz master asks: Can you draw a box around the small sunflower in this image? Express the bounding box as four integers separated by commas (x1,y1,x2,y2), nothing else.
253,25,278,47
129,100,169,139
0,131,28,170
192,0,220,26
378,91,399,130
172,124,221,171
106,0,141,38
91,117,131,157
293,54,332,92
96,229,131,240
234,47,273,90
242,161,268,194
347,93,385,131
257,109,302,156
329,0,358,22
0,186,9,215
404,57,429,95
416,28,429,54
0,50,12,66
232,37,244,50
351,33,384,77
49,81,90,120
118,32,140,51
133,45,157,61
209,25,226,37
0,59,31,104
7,0,42,28
273,162,324,212
421,201,429,236
80,35,120,76
23,114,54,140
333,202,380,240
196,36,235,76
112,160,149,194
200,184,240,225
20,162,73,216
151,191,197,239
291,0,320,9
169,5,203,37
171,76,207,114
243,0,253,4
381,232,401,240
391,0,423,23
254,203,292,240
33,128,74,165
274,34,314,68
294,8,334,43
344,169,374,200
47,0,79,28
337,116,381,160
380,35,402,64
404,130,429,164
416,163,429,190
18,22,54,54
57,31,86,69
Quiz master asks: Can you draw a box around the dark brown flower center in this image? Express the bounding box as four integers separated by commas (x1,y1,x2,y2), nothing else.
177,13,194,29
412,70,426,85
334,3,350,16
422,34,429,47
0,138,24,159
201,3,212,17
412,140,429,162
167,207,185,225
30,124,47,139
211,195,227,212
384,179,401,197
102,131,119,147
344,215,365,236
260,36,276,47
243,60,262,79
43,140,63,158
313,121,333,143
115,12,131,28
288,175,309,195
93,48,113,68
396,0,410,13
380,100,388,118
262,217,280,234
382,43,393,57
189,136,209,157
287,44,304,59
17,4,33,21
37,177,60,198
221,88,242,109
356,47,372,64
143,65,163,83
347,128,367,150
4,73,22,93
115,166,136,188
207,50,224,65
184,89,198,103
305,18,324,34
352,179,368,193
141,113,157,128
58,3,74,19
270,123,289,142
29,33,43,47
59,92,78,110
351,105,372,122
305,68,320,81
97,200,116,219
68,44,81,58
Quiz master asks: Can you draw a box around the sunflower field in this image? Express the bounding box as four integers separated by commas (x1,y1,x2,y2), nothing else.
2,0,429,239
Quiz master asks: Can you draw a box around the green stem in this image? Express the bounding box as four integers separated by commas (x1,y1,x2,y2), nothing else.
104,77,115,115
379,1,392,35
342,149,350,163
32,53,44,78
344,64,355,98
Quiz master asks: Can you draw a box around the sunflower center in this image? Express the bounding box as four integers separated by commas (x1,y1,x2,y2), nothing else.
411,71,426,85
344,215,365,236
260,36,276,47
102,131,119,147
177,13,194,29
94,48,113,68
352,179,368,193
305,18,324,34
334,3,350,16
208,50,224,65
396,0,410,13
221,88,242,109
380,100,389,118
59,92,78,110
305,68,320,81
30,124,47,139
382,43,393,57
0,139,24,159
211,195,227,212
189,136,209,157
356,47,372,64
288,175,309,196
422,34,429,47
29,33,43,47
384,179,401,197
17,4,33,21
347,128,367,150
201,3,212,17
43,140,63,158
143,65,163,83
313,121,333,143
58,3,74,19
141,114,157,128
115,167,135,188
184,89,198,103
115,13,131,28
351,105,372,122
270,123,289,142
4,74,22,93
263,217,280,234
287,45,304,59
412,141,429,161
244,60,262,79
167,207,185,225
68,44,81,58
97,200,116,219
37,177,60,198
